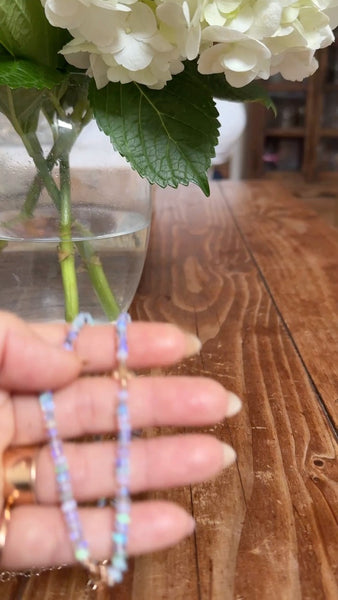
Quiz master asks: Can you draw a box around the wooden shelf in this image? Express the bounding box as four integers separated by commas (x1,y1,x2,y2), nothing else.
320,129,338,138
267,82,307,93
324,83,338,91
245,34,338,181
266,128,305,138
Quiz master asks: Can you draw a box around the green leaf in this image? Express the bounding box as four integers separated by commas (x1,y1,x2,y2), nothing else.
0,57,66,89
89,69,220,195
0,86,45,133
0,0,70,69
201,70,276,114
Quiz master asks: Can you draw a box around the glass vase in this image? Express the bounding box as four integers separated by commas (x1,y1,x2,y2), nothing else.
0,83,151,322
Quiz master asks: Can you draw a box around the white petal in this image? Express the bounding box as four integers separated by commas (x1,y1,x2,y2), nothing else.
157,3,187,28
223,47,257,72
89,54,110,88
129,3,157,39
114,37,154,70
203,4,226,27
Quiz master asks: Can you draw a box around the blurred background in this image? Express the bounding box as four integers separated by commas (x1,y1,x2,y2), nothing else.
212,30,338,229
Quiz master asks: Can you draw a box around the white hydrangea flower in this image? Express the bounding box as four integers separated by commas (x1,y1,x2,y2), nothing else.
312,0,338,27
245,1,283,39
41,0,338,89
96,49,184,88
203,0,243,28
41,0,134,31
261,1,336,80
58,1,183,88
278,4,335,48
202,0,286,33
156,0,203,60
270,48,318,81
198,27,271,87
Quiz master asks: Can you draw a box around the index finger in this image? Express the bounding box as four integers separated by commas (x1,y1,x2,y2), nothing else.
31,321,202,373
0,312,80,392
0,314,201,392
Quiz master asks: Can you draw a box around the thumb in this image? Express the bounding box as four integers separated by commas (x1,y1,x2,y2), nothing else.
0,312,80,392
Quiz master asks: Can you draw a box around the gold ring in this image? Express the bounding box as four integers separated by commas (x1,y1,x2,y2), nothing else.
0,497,12,557
3,446,39,505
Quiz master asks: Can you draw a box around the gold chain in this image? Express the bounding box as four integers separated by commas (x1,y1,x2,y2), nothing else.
0,564,65,582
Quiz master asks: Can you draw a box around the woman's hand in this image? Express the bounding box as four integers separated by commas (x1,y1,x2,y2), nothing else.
0,312,241,570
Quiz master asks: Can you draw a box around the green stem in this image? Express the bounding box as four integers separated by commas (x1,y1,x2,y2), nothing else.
76,240,120,321
4,87,120,320
20,133,73,218
58,154,79,322
21,136,120,320
21,133,61,210
21,175,44,218
23,127,121,319
21,108,93,218
5,87,61,210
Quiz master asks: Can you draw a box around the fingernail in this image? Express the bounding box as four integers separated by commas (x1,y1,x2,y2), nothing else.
184,333,202,357
226,392,242,417
222,443,237,467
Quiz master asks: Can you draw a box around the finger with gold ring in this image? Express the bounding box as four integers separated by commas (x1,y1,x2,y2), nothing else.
0,446,38,562
3,446,39,505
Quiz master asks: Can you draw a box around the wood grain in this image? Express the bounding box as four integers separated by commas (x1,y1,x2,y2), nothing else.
262,171,338,230
137,183,338,599
1,181,337,600
219,180,338,428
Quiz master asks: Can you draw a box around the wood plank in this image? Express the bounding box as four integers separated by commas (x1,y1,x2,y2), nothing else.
1,181,337,599
134,183,337,599
262,171,338,230
219,180,338,428
265,128,305,138
195,271,337,600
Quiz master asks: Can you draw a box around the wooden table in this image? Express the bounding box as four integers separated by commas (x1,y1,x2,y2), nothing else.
1,180,337,599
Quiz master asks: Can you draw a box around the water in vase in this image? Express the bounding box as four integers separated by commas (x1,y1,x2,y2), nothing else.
0,206,150,322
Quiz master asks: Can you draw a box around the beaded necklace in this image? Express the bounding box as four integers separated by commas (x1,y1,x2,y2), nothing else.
39,312,132,590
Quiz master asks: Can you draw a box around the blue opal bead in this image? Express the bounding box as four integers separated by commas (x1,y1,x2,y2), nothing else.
113,532,127,545
112,555,127,571
61,499,77,513
118,389,128,402
75,546,90,563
